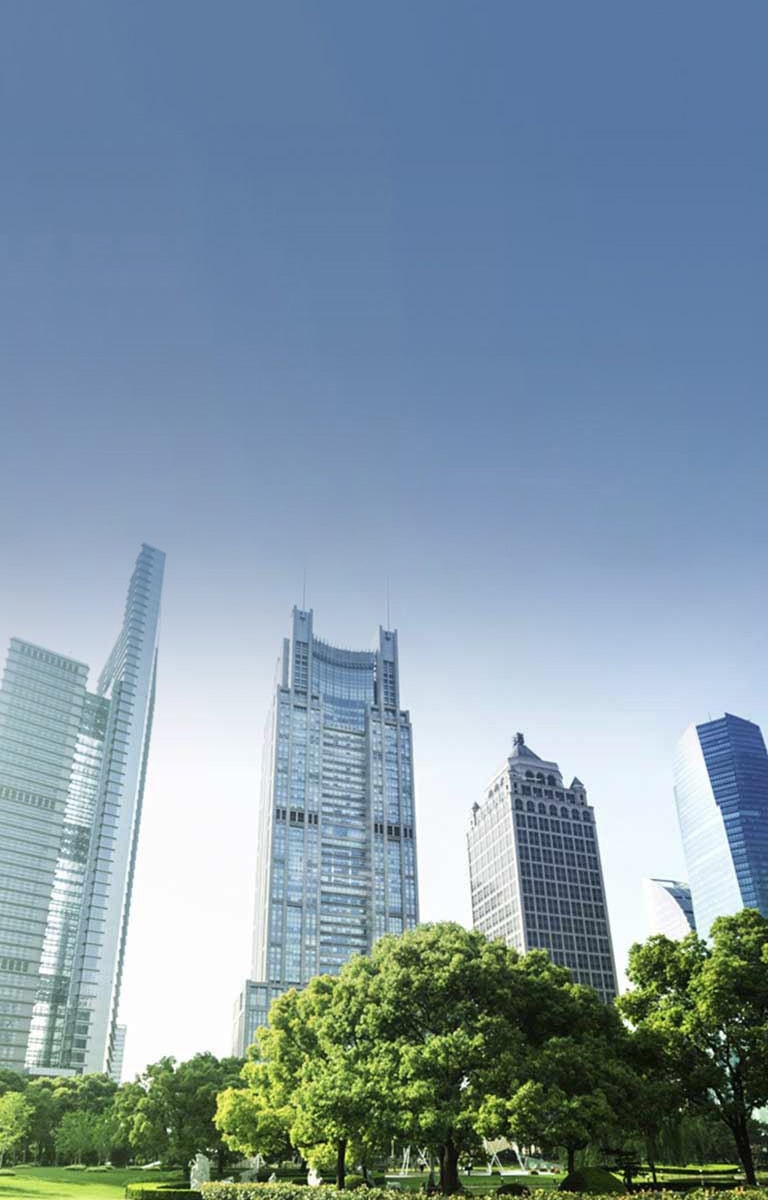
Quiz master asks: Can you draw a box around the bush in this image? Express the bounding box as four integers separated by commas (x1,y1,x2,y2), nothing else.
558,1169,624,1194
345,1177,367,1191
125,1186,201,1200
200,1187,395,1200
497,1186,531,1197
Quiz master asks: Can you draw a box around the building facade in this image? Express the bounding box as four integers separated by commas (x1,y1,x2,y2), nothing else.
0,545,164,1075
234,607,419,1054
468,732,617,1002
642,878,696,939
673,713,768,938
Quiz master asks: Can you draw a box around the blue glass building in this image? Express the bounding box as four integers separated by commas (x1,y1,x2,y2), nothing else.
233,608,419,1055
673,713,768,938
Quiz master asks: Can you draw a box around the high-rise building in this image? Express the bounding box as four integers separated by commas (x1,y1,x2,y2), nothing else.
468,732,617,1002
642,878,696,939
233,607,419,1055
109,1024,127,1084
0,545,164,1075
673,713,768,938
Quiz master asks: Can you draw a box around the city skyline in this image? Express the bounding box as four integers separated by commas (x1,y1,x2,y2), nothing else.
2,2,767,1079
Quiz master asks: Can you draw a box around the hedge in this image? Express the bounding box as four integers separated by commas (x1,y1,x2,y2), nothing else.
125,1185,201,1200
199,1189,765,1200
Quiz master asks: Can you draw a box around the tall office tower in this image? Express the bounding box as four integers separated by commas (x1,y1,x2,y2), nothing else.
0,545,164,1075
109,1025,127,1084
233,607,419,1055
468,732,617,1002
642,878,696,939
673,713,768,938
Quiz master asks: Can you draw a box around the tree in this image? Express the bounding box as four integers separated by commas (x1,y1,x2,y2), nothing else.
619,907,768,1184
54,1110,98,1165
337,924,583,1194
116,1053,245,1176
0,1092,33,1168
217,978,382,1187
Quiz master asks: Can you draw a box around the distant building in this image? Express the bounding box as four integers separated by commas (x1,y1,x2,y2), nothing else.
674,713,768,937
642,878,696,939
468,732,617,1002
233,608,419,1055
110,1025,127,1084
0,545,164,1075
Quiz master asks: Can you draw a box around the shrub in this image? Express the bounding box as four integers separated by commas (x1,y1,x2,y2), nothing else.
497,1185,531,1197
200,1187,395,1200
125,1185,201,1200
345,1177,367,1190
558,1169,624,1194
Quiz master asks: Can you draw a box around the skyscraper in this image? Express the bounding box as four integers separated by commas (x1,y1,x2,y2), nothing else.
0,545,164,1075
673,713,768,938
233,607,419,1055
468,732,617,1002
642,878,696,939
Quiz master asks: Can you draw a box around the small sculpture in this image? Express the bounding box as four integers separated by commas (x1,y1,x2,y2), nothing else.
190,1152,211,1188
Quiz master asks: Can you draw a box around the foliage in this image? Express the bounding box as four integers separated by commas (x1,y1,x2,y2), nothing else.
115,1053,245,1174
0,1090,33,1168
125,1186,201,1199
619,908,768,1185
556,1168,623,1193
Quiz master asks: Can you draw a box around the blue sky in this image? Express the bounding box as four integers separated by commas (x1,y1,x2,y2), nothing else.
2,2,767,1076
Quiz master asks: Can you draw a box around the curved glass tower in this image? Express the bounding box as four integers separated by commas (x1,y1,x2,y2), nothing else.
642,878,696,939
0,545,164,1074
673,713,768,938
233,608,419,1055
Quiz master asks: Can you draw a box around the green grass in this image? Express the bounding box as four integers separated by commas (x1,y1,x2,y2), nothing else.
384,1172,564,1194
0,1166,182,1200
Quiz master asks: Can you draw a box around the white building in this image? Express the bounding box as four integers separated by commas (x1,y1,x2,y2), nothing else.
642,878,696,940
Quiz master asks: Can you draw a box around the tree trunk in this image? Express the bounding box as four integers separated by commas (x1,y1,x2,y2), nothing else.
649,1159,658,1186
439,1137,460,1195
732,1115,756,1186
336,1136,347,1190
567,1146,576,1177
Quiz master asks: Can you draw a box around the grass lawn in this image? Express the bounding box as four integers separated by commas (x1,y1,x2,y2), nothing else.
0,1167,181,1199
385,1172,564,1194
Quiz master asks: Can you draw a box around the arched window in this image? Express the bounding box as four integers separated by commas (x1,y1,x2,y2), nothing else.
536,772,545,783
549,804,558,816
525,770,534,780
547,774,556,786
538,802,546,815
526,800,535,813
515,797,523,810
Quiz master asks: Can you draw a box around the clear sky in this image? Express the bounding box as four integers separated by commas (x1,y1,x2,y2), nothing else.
1,2,767,1079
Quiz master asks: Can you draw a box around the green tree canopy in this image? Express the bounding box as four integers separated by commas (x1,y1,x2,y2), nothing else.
115,1052,245,1177
619,907,768,1184
0,1091,33,1168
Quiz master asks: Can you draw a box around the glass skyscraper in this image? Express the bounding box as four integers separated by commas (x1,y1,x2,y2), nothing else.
233,607,419,1055
0,545,164,1075
642,878,696,939
673,713,768,937
468,732,617,1002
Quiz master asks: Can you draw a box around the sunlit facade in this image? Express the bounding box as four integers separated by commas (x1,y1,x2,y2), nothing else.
642,878,696,939
468,732,617,1002
0,545,164,1074
234,608,419,1054
674,713,768,938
